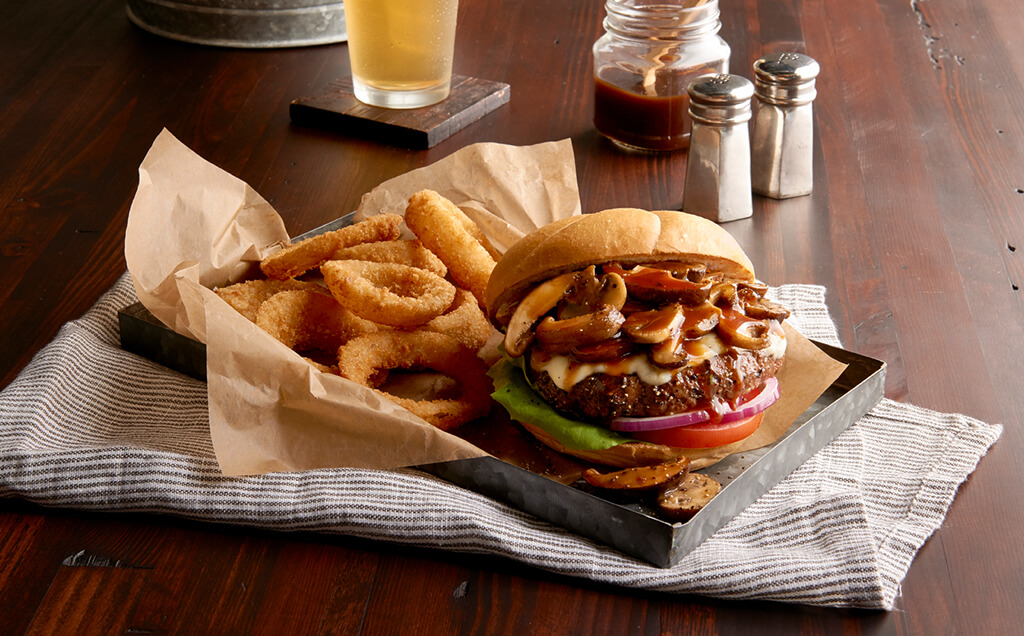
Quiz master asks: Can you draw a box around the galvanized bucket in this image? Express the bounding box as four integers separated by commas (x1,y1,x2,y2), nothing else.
126,0,347,49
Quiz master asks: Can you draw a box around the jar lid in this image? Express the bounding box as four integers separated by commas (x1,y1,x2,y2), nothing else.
753,53,820,105
687,73,753,125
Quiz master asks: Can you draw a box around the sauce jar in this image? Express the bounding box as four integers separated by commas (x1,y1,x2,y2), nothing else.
593,0,731,151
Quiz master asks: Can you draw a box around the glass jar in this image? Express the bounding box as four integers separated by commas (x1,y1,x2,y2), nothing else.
593,0,731,151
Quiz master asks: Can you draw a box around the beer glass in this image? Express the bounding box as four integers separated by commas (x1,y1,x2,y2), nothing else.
344,0,459,109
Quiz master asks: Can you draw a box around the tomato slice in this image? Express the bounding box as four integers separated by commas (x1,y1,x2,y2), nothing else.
630,412,764,449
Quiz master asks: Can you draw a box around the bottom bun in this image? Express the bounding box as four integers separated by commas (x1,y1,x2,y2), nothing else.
518,419,691,469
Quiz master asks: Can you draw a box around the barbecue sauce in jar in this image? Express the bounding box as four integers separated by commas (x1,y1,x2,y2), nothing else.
593,0,731,152
594,74,693,152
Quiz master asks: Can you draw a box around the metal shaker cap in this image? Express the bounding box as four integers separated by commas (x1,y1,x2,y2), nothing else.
688,73,754,126
752,53,820,106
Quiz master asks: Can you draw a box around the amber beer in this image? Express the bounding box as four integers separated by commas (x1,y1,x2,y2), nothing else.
344,0,459,109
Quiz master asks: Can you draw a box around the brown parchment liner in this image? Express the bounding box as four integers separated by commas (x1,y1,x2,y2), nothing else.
124,128,844,476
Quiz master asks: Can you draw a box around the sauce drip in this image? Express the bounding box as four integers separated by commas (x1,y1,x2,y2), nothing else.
718,305,765,338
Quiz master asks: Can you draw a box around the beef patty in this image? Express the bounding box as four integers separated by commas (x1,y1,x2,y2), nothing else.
527,348,784,422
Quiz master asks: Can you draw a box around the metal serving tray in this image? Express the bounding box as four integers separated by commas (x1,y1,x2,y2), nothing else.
118,216,886,567
423,344,883,566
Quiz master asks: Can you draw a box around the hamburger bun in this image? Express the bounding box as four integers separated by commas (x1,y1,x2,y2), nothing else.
485,208,756,325
485,208,787,469
517,420,692,469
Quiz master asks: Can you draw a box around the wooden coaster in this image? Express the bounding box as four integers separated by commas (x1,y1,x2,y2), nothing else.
290,74,510,148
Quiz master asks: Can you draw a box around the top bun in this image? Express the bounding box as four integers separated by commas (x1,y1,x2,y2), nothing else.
485,208,756,324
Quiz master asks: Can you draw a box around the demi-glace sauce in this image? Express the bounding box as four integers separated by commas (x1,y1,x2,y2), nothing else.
594,76,691,151
594,64,723,151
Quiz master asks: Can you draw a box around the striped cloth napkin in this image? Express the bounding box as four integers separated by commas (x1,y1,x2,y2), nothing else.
0,273,1001,609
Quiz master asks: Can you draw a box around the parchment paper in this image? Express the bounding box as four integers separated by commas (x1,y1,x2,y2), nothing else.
124,129,844,477
682,321,846,468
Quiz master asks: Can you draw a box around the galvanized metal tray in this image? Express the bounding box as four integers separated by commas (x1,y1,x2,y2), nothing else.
423,343,883,566
126,0,347,49
118,215,885,567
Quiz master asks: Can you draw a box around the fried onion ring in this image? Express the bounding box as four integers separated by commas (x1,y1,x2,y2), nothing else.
255,289,379,354
216,278,328,322
405,190,497,306
321,260,456,328
448,207,501,261
421,289,495,351
330,239,447,278
260,213,403,280
336,331,492,430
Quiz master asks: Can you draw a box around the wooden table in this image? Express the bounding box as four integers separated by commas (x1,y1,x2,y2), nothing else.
2,0,1019,632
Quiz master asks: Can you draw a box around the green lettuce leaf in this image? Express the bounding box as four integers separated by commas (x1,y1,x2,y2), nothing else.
487,358,635,451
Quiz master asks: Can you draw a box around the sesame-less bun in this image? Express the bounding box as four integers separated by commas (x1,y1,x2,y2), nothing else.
517,420,693,469
484,208,756,325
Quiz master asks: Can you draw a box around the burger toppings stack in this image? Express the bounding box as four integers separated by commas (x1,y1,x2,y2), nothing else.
484,208,791,519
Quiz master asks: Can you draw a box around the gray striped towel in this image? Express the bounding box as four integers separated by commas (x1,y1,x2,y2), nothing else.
0,273,1002,609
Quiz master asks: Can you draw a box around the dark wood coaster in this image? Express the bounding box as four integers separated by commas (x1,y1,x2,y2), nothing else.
290,74,510,148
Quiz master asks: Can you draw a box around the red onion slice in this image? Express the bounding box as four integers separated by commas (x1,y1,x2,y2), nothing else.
719,377,780,423
609,378,779,433
610,408,711,432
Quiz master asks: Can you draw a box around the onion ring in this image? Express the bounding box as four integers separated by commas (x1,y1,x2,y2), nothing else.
321,260,456,328
336,330,492,430
421,289,495,351
450,208,501,261
260,213,403,280
216,278,327,322
255,289,380,354
404,190,496,306
330,239,447,278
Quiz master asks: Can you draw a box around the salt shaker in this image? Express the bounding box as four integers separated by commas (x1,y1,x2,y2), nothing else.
682,73,754,223
750,52,820,199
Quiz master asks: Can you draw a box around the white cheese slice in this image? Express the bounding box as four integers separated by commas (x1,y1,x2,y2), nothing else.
531,329,786,391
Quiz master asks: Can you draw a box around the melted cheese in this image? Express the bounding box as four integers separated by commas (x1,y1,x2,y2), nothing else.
532,328,787,391
762,324,787,360
534,351,675,389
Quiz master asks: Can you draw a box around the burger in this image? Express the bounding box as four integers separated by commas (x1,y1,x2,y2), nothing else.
484,208,790,469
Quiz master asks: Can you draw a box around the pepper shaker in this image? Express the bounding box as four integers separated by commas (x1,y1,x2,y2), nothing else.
682,73,754,223
750,52,820,199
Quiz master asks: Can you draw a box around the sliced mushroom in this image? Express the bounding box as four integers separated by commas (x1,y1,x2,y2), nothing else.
649,330,688,368
504,271,578,357
657,472,722,521
652,262,709,283
716,307,771,350
582,457,690,493
622,304,685,344
561,266,603,318
737,280,769,296
598,271,627,310
708,281,737,307
607,264,713,305
743,297,791,322
680,301,721,338
570,336,636,362
561,269,628,319
534,305,626,354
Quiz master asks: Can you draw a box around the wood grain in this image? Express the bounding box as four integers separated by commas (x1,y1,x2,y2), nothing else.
1,0,1021,633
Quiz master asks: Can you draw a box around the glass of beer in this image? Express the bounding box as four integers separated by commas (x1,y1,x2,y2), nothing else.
343,0,459,109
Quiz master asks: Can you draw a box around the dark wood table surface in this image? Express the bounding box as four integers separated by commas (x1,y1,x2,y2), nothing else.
2,0,1020,633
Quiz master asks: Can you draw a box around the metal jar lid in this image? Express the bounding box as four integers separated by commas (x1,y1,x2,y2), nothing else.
752,53,820,106
688,74,754,126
